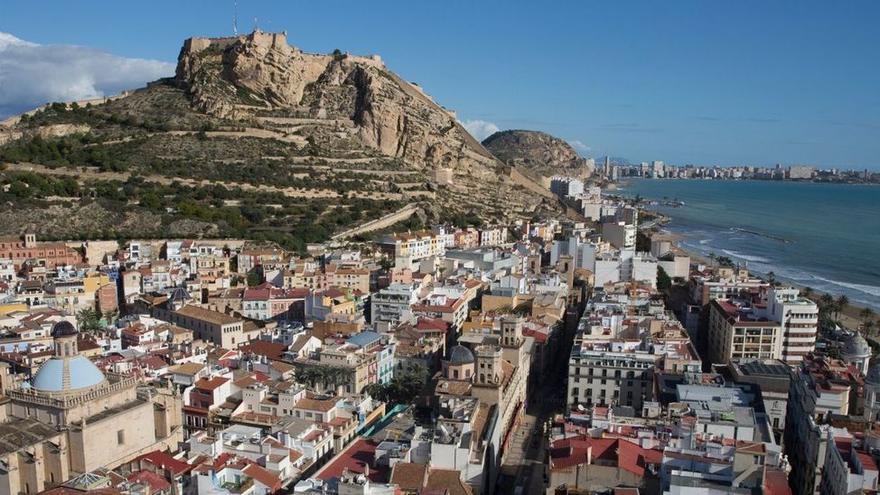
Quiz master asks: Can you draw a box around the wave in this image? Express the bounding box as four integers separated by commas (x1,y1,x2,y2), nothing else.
812,277,880,298
721,249,771,263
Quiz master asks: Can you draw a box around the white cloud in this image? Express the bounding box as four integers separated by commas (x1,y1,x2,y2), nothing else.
569,139,591,152
0,32,175,118
461,119,501,141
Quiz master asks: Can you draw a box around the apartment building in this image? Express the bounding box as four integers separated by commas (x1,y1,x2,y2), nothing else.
567,342,659,409
378,231,446,269
785,355,864,494
708,299,783,365
370,283,419,326
766,287,819,365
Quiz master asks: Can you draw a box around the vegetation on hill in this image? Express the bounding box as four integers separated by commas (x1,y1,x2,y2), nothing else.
0,32,556,249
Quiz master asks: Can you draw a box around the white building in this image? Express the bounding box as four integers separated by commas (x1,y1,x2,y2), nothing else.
764,287,819,365
370,283,419,326
550,176,584,199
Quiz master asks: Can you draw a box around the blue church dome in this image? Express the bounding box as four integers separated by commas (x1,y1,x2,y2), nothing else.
32,355,107,393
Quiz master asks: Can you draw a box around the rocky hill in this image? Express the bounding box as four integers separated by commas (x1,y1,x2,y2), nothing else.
482,129,591,177
0,31,556,250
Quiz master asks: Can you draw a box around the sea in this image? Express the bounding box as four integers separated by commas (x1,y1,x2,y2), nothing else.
618,178,880,311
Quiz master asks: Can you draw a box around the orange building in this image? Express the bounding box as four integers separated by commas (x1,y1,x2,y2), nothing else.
0,234,82,269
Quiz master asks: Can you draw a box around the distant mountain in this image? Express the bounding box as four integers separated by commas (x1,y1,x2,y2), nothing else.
482,129,592,177
606,156,636,166
0,31,555,247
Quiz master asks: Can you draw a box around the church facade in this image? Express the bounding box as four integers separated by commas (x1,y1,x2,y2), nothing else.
0,322,183,495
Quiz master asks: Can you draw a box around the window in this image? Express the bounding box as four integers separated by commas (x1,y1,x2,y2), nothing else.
117,429,126,445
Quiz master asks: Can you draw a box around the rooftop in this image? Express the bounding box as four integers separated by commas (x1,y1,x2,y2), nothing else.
0,417,60,455
174,305,240,325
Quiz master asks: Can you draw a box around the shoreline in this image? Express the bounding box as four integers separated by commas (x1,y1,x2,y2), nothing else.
619,179,880,313
642,217,877,331
620,177,880,187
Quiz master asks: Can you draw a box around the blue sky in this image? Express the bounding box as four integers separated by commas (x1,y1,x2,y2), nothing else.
2,1,879,169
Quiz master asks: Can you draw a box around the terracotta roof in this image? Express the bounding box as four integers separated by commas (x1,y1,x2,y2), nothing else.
135,450,192,476
295,395,337,413
435,379,472,397
194,376,229,391
242,463,282,491
415,317,449,333
763,467,792,495
239,340,287,361
316,438,389,483
390,462,428,491
127,470,171,492
139,355,168,370
174,305,240,325
425,469,473,495
169,362,205,376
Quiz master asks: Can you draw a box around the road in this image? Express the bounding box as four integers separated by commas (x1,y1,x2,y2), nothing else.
498,319,576,494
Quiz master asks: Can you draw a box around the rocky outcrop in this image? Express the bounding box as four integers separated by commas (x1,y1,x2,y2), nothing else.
483,129,591,177
0,123,90,146
174,30,497,177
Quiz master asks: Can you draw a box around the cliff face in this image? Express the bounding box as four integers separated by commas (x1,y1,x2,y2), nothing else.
174,31,497,176
0,31,558,245
482,129,591,177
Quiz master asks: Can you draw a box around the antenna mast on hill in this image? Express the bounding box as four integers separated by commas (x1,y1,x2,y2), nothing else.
232,0,238,35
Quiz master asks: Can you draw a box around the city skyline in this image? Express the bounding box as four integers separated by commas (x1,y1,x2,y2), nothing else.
1,1,878,169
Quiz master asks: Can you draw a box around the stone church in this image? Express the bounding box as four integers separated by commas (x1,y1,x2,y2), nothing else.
0,321,183,495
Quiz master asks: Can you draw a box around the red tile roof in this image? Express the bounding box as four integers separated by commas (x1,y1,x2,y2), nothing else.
128,470,171,492
316,438,389,483
135,450,192,476
415,317,449,333
239,340,288,361
242,463,283,491
195,376,229,391
763,467,792,495
549,436,662,477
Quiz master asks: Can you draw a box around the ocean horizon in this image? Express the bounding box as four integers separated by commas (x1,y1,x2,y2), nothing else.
620,178,880,311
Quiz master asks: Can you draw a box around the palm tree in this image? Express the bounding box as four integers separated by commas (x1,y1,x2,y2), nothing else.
766,271,777,286
803,286,813,299
819,293,834,312
860,307,875,325
836,295,850,320
865,320,877,337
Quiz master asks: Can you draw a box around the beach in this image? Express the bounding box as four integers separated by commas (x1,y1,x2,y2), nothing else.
621,178,880,312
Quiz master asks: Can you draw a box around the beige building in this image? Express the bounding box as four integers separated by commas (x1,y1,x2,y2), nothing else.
708,300,783,365
152,289,246,349
0,322,183,495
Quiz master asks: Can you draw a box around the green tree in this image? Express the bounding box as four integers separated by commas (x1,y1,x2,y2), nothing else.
657,266,672,292
836,295,850,320
77,308,102,333
378,256,394,272
635,232,651,252
246,269,263,287
364,362,428,406
860,307,875,326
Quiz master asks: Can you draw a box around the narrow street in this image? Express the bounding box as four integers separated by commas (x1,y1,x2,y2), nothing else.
498,314,578,494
